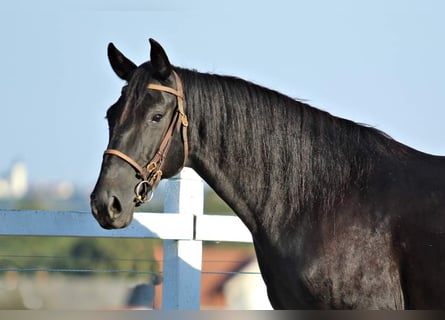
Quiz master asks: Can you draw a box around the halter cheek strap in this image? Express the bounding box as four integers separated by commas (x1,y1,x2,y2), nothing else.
104,71,188,205
147,71,189,163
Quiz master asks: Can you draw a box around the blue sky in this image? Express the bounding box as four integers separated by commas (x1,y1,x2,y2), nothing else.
1,0,444,188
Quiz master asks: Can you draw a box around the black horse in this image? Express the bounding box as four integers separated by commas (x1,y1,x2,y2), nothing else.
91,39,445,309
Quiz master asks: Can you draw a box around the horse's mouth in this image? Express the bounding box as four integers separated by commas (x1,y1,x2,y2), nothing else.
92,210,132,230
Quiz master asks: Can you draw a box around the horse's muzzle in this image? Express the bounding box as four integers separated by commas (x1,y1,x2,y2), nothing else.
90,191,132,229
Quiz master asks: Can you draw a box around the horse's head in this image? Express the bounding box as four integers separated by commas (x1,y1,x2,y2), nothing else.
91,39,188,229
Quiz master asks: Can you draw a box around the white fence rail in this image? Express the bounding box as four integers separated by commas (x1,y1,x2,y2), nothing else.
0,168,252,310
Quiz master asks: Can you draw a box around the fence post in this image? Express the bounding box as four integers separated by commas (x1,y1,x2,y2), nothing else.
162,168,203,310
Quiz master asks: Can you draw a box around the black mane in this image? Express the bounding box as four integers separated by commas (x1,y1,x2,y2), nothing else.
176,67,414,230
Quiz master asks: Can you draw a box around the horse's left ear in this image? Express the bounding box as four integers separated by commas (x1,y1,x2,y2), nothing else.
149,38,172,80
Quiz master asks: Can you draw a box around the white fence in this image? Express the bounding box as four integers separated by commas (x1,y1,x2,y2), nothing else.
0,168,253,310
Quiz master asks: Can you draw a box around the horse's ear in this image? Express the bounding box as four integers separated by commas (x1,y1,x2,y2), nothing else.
149,38,172,80
107,43,137,81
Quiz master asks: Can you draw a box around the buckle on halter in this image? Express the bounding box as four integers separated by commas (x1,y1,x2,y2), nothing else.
180,113,189,127
146,161,158,173
148,169,163,186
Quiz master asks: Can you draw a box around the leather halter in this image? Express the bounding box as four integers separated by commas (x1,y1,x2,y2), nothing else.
104,71,188,205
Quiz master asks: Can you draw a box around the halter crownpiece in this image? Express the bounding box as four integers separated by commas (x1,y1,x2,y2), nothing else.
104,71,188,205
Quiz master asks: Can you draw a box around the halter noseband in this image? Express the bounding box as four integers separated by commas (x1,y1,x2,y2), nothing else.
104,71,188,205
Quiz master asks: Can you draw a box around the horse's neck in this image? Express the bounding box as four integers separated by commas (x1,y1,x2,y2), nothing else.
183,73,320,236
181,70,445,246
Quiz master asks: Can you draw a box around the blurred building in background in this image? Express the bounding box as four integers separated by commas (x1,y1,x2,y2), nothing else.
0,161,28,199
0,161,92,211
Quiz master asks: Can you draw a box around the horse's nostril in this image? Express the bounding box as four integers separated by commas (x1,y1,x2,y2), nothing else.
108,196,122,219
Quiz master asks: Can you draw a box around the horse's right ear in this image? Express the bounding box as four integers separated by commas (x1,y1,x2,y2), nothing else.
149,38,172,80
107,43,137,81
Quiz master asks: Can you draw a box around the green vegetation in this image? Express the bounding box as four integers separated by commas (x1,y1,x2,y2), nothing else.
204,188,234,214
0,236,160,280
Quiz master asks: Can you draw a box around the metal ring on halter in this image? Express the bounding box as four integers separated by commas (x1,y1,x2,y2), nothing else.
134,180,154,205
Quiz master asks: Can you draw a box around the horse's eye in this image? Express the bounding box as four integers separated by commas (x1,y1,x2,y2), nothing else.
151,114,163,123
